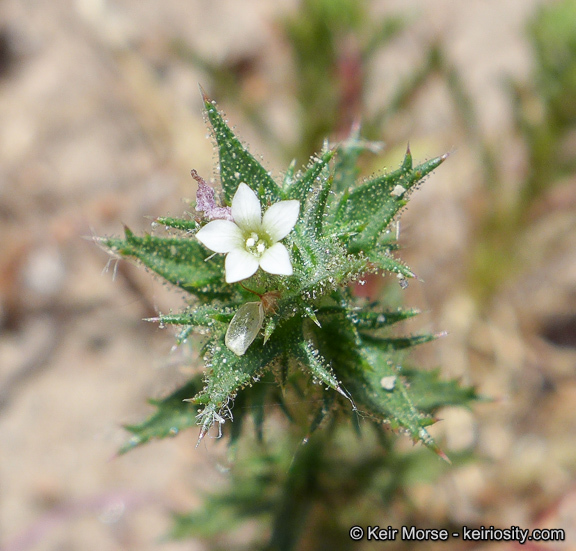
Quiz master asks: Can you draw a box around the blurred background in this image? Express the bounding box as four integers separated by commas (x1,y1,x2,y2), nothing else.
1,0,576,549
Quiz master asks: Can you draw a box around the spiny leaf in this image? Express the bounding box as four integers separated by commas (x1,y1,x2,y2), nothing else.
249,377,271,442
267,438,324,550
302,304,321,327
304,174,333,238
298,340,341,392
341,344,440,452
315,305,419,332
263,317,278,345
202,92,282,204
286,148,334,204
226,374,276,447
313,313,441,452
151,305,232,328
404,368,482,413
365,249,416,279
192,335,282,437
105,228,227,298
335,147,412,226
359,333,438,351
401,144,414,171
155,216,198,232
119,378,203,454
298,341,353,406
287,228,364,294
352,308,420,330
338,151,448,252
283,158,297,188
332,126,382,193
175,325,194,345
307,391,336,435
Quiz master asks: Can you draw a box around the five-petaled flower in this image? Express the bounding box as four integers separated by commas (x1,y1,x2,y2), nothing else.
196,183,299,283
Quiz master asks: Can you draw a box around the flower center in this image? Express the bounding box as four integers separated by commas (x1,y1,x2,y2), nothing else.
245,232,267,257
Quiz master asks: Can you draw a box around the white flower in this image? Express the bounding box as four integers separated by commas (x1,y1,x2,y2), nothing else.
196,183,300,283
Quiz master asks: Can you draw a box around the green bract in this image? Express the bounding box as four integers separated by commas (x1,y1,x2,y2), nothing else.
103,93,472,458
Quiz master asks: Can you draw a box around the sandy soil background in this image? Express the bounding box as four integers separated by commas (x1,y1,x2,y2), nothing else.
1,0,575,549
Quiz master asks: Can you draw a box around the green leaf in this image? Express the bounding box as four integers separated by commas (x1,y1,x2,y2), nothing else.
191,334,282,438
342,344,441,453
359,333,438,351
315,304,419,332
154,216,198,232
202,92,283,204
226,375,276,448
104,227,227,299
312,312,443,454
175,325,194,345
332,127,382,193
303,174,333,238
298,340,344,396
268,437,322,551
153,305,233,328
119,378,203,454
283,158,297,188
249,377,270,442
404,368,481,413
365,249,416,279
307,391,336,435
337,150,448,252
286,149,334,204
352,308,420,330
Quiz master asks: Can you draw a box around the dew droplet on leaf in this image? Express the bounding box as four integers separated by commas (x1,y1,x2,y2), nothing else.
380,376,396,391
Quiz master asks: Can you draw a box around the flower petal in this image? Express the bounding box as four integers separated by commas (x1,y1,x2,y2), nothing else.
196,220,243,253
259,242,293,276
232,183,261,231
225,249,259,283
262,200,300,242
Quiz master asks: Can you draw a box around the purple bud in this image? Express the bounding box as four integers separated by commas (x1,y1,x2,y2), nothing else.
192,170,233,221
